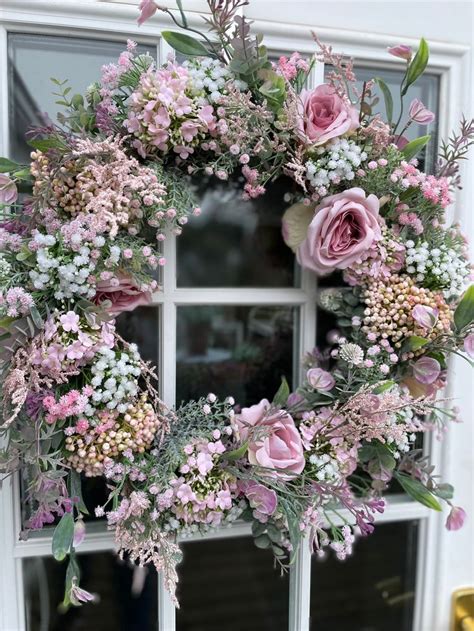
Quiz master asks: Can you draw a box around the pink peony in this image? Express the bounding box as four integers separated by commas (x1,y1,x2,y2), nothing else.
387,45,412,61
445,505,466,531
236,399,305,478
297,187,381,275
412,356,441,385
306,367,335,392
409,99,435,125
137,0,158,26
299,84,359,145
94,274,152,315
0,175,18,205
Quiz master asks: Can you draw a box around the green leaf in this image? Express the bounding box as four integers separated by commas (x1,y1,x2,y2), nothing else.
372,380,395,394
29,306,44,330
401,135,431,161
28,137,66,152
62,554,81,609
12,168,32,181
272,376,290,408
254,534,271,549
224,441,248,461
52,512,75,561
401,335,429,353
161,31,211,57
71,94,84,109
403,38,430,94
433,483,454,500
0,157,20,173
375,77,393,124
454,285,474,332
251,520,267,537
0,315,17,330
395,473,442,511
69,470,89,515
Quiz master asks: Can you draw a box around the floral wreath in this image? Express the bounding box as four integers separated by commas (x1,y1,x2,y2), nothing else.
1,0,473,608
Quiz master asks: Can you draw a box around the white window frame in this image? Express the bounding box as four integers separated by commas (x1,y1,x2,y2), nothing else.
0,3,471,631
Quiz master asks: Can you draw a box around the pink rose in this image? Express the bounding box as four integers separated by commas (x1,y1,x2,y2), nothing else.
445,505,466,531
0,175,18,205
239,480,277,522
306,367,335,392
137,0,159,26
297,187,381,275
387,45,412,61
409,99,435,125
299,84,359,145
236,399,305,479
94,274,152,315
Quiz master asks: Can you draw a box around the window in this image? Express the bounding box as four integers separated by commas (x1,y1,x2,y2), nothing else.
0,16,454,631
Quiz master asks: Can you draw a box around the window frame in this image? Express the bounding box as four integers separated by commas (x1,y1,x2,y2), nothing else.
0,3,470,630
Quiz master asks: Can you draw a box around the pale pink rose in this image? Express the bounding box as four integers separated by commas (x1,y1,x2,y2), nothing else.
412,356,441,385
94,274,152,315
445,505,466,531
306,367,335,392
409,99,435,125
463,334,474,358
297,187,381,275
0,175,18,205
299,84,359,145
387,45,412,61
412,305,438,330
137,0,159,25
236,399,305,478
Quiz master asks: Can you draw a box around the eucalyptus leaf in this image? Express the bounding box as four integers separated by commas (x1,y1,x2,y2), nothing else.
454,285,474,332
161,31,211,57
433,483,454,500
52,512,75,561
401,135,431,161
254,534,271,549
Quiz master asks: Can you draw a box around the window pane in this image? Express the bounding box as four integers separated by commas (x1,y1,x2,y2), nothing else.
23,552,158,631
310,520,418,630
176,305,298,406
176,536,289,631
115,306,160,367
8,34,155,162
177,178,298,288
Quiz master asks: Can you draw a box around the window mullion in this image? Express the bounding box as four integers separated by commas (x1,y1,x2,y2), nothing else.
288,534,312,631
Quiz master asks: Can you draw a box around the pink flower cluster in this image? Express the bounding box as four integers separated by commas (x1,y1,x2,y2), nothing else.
274,52,310,81
125,63,217,159
390,161,452,208
42,387,92,424
152,435,239,529
0,287,34,318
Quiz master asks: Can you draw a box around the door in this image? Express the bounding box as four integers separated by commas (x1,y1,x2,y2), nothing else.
0,2,472,630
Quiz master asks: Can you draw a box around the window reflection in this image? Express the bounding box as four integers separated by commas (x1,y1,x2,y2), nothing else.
177,177,298,288
176,536,289,631
176,305,298,406
310,520,418,630
24,553,158,631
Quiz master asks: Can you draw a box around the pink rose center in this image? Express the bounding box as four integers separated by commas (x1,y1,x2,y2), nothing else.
313,96,339,125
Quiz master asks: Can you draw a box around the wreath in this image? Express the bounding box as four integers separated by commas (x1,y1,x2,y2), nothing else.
1,0,473,608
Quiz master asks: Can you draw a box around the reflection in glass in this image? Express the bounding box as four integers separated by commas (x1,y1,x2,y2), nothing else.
310,520,418,630
176,536,289,631
177,177,298,288
176,305,298,406
24,552,158,631
8,34,155,162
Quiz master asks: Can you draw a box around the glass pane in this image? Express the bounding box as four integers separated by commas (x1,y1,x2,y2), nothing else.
176,305,298,406
23,552,158,631
177,178,298,288
176,536,289,631
310,520,418,630
8,34,155,162
115,306,160,367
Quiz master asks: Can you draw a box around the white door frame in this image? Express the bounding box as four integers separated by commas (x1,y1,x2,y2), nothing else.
0,2,471,630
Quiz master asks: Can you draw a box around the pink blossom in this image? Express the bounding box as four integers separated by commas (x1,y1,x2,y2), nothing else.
70,578,97,605
445,505,466,531
59,311,80,333
409,99,435,125
73,518,86,547
236,399,305,478
94,273,152,315
299,84,359,145
412,356,441,385
297,188,381,275
463,334,474,358
387,45,412,61
240,480,277,521
137,0,158,25
0,175,18,205
412,305,438,330
306,367,335,392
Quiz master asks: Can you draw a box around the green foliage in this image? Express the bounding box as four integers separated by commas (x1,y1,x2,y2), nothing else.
401,135,431,161
375,77,393,124
401,335,429,353
162,31,213,57
394,472,442,511
52,512,75,561
272,376,290,407
454,285,474,332
402,38,430,95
